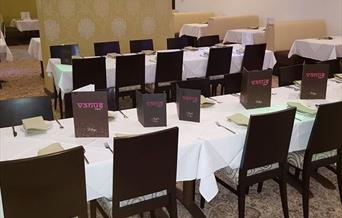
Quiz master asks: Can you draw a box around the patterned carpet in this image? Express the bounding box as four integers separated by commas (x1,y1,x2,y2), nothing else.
1,46,341,218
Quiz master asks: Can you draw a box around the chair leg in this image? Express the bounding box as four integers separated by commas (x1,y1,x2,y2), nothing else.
294,168,300,179
58,92,63,119
337,160,342,204
90,200,97,218
257,182,263,193
168,192,178,218
279,170,289,218
237,185,246,218
200,196,205,209
302,172,311,218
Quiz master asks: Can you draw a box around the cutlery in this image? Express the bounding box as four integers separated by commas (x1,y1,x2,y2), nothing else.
215,121,236,134
104,142,114,154
295,117,302,122
84,155,89,164
208,97,222,104
118,110,128,118
12,126,17,137
55,119,64,129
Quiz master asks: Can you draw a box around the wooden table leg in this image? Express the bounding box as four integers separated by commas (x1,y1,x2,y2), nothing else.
176,180,206,218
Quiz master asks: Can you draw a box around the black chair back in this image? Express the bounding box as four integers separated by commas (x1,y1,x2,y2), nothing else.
156,50,184,83
224,73,243,94
72,57,107,90
206,47,233,77
113,127,179,217
306,101,342,156
241,108,296,171
116,54,145,89
0,146,88,218
241,43,266,71
94,41,120,56
167,37,189,49
0,96,53,128
278,64,303,87
196,35,220,47
50,44,80,65
130,39,154,53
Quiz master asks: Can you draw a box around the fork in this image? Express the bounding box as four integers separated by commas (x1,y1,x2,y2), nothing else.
118,110,128,119
104,142,114,154
208,97,222,104
215,121,236,134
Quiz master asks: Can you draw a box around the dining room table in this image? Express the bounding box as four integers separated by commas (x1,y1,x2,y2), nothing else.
28,37,44,77
10,18,40,32
1,78,341,218
0,30,13,62
288,36,342,61
46,44,277,98
223,27,266,45
179,23,210,39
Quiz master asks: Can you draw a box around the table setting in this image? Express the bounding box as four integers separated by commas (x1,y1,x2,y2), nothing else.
223,27,266,45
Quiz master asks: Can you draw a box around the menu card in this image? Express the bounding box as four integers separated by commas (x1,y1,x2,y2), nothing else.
72,91,109,137
176,86,201,122
136,91,167,127
240,68,272,109
300,64,329,99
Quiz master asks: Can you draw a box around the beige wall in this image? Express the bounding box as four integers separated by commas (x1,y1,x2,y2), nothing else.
36,0,174,90
0,0,37,24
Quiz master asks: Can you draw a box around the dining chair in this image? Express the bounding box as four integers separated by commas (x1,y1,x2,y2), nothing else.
154,50,184,101
241,43,266,71
94,41,121,56
115,54,145,110
0,96,53,128
171,78,211,101
91,127,179,218
50,44,80,115
205,47,233,96
196,35,220,47
0,146,88,218
201,108,297,218
224,72,243,94
287,101,342,218
129,39,154,53
167,37,189,49
278,64,303,87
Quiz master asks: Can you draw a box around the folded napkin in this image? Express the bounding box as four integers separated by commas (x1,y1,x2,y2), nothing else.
22,116,48,131
334,74,342,79
37,143,64,156
184,46,199,51
227,113,249,126
293,80,301,86
141,50,155,55
108,111,116,120
114,133,140,138
287,102,317,115
73,84,95,92
200,95,215,108
106,52,121,59
247,26,259,29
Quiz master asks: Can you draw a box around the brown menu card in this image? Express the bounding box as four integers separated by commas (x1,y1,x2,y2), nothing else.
136,91,167,127
72,91,109,137
176,86,201,122
240,68,272,109
300,64,329,99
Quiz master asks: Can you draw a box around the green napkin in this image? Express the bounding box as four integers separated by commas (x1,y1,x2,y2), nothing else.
22,116,48,131
293,80,301,86
37,143,64,156
334,74,342,79
184,46,199,51
287,102,317,115
200,95,215,108
227,113,249,126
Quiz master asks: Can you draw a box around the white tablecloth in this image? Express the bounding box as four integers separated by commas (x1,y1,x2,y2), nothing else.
0,33,13,62
0,80,341,218
288,36,342,61
28,38,42,61
179,23,209,39
46,45,277,97
10,19,40,32
223,27,266,45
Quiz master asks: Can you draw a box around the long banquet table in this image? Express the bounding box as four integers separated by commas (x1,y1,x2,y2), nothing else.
223,27,266,45
46,45,276,97
10,19,40,32
1,79,342,218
